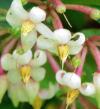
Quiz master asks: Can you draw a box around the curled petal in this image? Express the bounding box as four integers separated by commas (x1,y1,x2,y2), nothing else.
71,32,85,45
37,36,58,54
53,28,71,44
21,30,37,51
56,70,66,85
63,73,81,89
31,67,46,82
6,0,28,27
31,50,47,66
1,54,17,70
29,7,46,23
39,83,59,100
79,82,96,96
68,42,83,55
13,49,32,65
7,70,21,84
36,23,54,39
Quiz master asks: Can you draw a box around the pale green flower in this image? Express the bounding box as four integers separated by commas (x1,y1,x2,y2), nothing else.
1,49,47,84
6,0,52,51
37,28,85,64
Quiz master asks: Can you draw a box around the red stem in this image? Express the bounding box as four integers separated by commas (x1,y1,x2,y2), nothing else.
75,47,87,76
50,9,63,29
66,4,95,16
88,36,100,42
86,41,100,72
2,39,17,55
46,51,60,73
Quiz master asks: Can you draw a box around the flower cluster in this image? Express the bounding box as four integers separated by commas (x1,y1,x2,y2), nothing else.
1,0,95,108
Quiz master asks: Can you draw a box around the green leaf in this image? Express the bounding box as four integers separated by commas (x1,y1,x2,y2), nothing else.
62,0,100,6
81,28,100,38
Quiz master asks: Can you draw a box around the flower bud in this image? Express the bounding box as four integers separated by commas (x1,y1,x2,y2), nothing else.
56,4,66,14
79,82,96,96
90,9,100,23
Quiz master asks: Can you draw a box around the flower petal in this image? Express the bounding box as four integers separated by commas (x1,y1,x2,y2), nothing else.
0,75,8,103
71,32,85,45
31,67,46,81
53,28,71,44
68,41,83,55
13,49,32,65
7,70,21,84
29,7,46,23
36,23,54,39
25,80,40,104
56,70,66,85
79,82,96,96
62,73,81,89
39,83,59,100
37,36,58,55
6,0,28,27
1,54,17,70
31,50,47,67
21,30,37,51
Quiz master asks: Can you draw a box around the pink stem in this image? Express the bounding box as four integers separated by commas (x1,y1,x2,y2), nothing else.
2,39,17,55
75,47,87,76
0,58,4,75
50,9,63,29
46,51,60,73
88,36,100,42
66,4,95,16
87,41,100,72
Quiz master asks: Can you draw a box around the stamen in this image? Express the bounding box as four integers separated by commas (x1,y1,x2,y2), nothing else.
57,44,69,69
66,89,79,109
63,13,72,28
21,20,35,36
20,65,31,83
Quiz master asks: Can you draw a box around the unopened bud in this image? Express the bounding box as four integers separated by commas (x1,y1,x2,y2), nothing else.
90,9,100,23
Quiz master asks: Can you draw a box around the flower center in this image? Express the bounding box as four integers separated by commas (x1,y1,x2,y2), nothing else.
57,44,69,63
21,20,35,36
20,65,31,83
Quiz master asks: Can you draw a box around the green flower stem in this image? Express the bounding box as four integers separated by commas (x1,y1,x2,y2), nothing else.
87,41,100,72
75,47,87,76
46,51,60,73
50,9,63,29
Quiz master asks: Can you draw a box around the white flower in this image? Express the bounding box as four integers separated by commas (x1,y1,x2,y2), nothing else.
56,70,81,89
6,0,48,51
56,70,96,97
79,82,96,96
37,28,85,63
1,48,47,84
